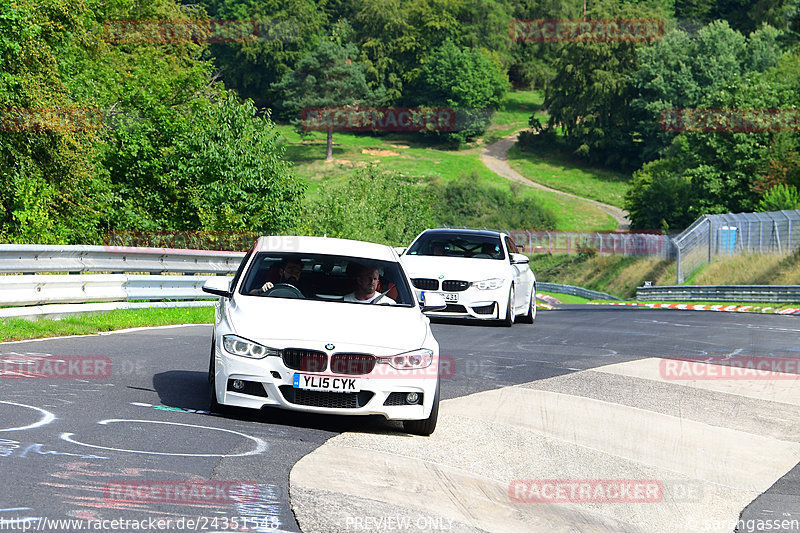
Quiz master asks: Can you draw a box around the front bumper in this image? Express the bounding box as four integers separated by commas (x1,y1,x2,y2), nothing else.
415,286,506,320
213,345,439,421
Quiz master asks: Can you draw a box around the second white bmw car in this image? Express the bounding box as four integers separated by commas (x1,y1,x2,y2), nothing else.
401,229,536,326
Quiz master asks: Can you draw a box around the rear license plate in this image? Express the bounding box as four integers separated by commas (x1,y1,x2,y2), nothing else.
293,373,361,393
442,292,459,302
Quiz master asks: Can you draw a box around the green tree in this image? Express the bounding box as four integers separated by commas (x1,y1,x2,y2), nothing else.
198,0,327,109
624,157,693,231
625,48,800,230
0,0,110,243
409,40,509,144
758,184,800,210
629,21,783,162
272,39,382,160
171,94,305,232
543,0,670,168
305,166,434,245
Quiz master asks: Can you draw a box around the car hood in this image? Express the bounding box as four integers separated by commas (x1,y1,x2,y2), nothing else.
400,255,506,281
227,296,429,352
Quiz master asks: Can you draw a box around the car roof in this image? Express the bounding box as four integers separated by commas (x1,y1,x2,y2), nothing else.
253,236,398,261
418,228,507,238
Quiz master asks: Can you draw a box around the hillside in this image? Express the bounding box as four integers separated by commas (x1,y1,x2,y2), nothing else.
531,251,800,299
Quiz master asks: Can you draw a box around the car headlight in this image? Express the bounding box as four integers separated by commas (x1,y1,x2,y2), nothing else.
473,278,504,290
378,349,434,370
222,335,279,359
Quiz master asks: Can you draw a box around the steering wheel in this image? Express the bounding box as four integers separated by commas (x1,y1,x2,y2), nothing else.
263,283,305,299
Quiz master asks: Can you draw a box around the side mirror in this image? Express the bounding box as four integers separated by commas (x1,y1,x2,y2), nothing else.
202,277,233,298
511,253,530,265
420,291,446,312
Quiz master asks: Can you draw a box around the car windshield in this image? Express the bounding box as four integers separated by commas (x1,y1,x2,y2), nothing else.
238,252,415,306
406,233,505,259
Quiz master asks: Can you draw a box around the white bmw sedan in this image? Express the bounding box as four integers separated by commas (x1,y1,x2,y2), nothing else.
401,229,536,326
202,236,444,435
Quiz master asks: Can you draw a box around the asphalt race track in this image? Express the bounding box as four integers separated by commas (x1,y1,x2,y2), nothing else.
1,306,799,532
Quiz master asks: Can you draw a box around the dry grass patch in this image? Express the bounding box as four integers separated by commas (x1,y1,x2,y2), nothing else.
361,148,400,156
690,252,800,285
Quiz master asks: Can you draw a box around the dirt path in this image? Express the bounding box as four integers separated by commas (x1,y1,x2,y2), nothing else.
481,132,630,230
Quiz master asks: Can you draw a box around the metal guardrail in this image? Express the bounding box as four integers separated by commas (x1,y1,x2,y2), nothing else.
636,285,800,303
537,282,622,301
0,275,232,307
0,245,244,274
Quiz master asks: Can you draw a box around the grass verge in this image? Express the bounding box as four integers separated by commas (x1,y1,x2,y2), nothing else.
0,307,213,343
277,89,618,233
506,144,630,209
538,291,592,304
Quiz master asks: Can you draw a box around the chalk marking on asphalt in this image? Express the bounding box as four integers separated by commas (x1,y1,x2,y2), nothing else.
60,419,268,457
0,401,56,432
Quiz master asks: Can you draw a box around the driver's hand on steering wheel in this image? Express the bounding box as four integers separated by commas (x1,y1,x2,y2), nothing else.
248,281,274,295
260,281,275,293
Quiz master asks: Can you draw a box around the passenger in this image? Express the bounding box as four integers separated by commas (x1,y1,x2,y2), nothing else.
250,258,304,294
344,265,396,304
481,242,498,257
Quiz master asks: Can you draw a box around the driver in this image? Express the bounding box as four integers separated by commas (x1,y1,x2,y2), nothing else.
251,258,304,294
344,265,396,304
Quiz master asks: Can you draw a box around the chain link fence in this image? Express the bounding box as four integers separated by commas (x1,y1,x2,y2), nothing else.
673,209,800,283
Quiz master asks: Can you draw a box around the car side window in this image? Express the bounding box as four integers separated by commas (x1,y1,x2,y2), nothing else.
505,236,517,262
230,243,256,294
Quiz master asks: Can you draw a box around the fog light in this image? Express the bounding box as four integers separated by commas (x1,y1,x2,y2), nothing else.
405,392,419,405
232,379,245,391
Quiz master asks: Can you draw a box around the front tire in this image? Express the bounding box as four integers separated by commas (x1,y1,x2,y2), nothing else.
501,285,515,327
518,286,536,324
208,351,231,415
403,380,440,436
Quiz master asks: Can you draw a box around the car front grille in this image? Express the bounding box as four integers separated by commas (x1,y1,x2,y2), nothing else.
442,280,470,292
282,348,327,372
330,353,376,375
279,386,373,409
411,278,439,290
444,304,467,313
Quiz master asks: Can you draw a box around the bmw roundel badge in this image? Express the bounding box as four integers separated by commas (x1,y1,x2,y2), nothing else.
325,343,335,351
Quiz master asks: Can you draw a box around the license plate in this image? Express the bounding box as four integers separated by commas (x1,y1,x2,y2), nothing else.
442,292,459,302
293,373,361,393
